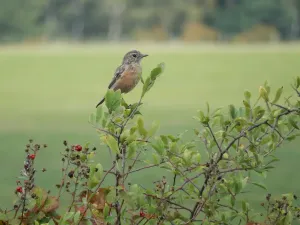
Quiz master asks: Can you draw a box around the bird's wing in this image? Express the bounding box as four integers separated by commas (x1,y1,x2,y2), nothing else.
108,64,126,89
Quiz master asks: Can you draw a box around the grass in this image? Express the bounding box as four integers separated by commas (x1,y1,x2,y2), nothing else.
0,43,300,213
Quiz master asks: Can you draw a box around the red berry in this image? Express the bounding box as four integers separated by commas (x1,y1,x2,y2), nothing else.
75,145,82,152
16,186,23,193
29,154,36,160
140,211,145,217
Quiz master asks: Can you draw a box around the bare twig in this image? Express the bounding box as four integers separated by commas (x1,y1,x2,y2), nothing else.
144,193,192,213
207,124,222,153
124,163,161,176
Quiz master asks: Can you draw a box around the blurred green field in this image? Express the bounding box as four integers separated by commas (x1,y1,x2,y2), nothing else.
0,43,300,211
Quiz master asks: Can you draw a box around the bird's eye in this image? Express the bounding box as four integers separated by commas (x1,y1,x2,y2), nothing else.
132,54,137,58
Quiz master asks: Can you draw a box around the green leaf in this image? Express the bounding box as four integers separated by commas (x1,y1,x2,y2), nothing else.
96,106,104,123
120,130,130,143
150,62,165,80
253,106,265,121
101,112,109,127
121,98,129,108
243,100,251,109
295,76,300,88
206,102,210,115
198,110,205,121
147,121,160,138
241,177,248,189
244,90,251,102
105,89,122,112
151,136,165,155
103,135,120,154
264,81,271,94
126,133,137,144
228,104,237,119
130,184,139,193
190,152,201,165
105,216,115,223
141,63,165,98
61,212,75,223
88,174,99,189
152,153,160,164
259,86,269,101
103,203,110,219
241,200,248,212
283,211,293,225
251,182,267,191
286,134,300,141
127,142,137,159
141,76,153,98
183,149,192,164
73,211,81,223
32,186,48,207
288,117,299,130
137,116,147,138
230,196,235,207
282,193,294,204
95,163,103,180
271,86,283,104
160,135,168,145
160,162,174,172
170,142,179,154
130,126,137,135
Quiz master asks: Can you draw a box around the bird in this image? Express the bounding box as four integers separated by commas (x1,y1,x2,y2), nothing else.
96,50,148,108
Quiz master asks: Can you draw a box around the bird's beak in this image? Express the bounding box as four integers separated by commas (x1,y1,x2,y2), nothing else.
142,54,149,58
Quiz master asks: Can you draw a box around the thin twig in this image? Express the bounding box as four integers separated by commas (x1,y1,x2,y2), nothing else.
144,193,192,213
124,163,161,176
67,172,81,212
207,124,222,153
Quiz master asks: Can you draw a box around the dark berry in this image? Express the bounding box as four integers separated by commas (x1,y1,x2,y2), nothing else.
68,171,74,178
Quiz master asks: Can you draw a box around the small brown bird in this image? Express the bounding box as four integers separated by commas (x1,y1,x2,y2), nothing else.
96,50,148,108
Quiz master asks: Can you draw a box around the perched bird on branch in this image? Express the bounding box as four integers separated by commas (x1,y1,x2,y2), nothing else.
96,50,148,108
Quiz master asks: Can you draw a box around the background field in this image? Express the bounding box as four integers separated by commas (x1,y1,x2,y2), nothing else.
0,43,300,211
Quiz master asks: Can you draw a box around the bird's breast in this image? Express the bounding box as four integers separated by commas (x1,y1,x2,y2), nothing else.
114,64,142,93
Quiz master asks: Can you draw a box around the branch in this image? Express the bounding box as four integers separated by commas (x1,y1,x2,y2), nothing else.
91,123,119,139
67,172,81,212
124,163,162,176
207,124,222,153
217,203,239,213
123,151,142,181
144,193,193,213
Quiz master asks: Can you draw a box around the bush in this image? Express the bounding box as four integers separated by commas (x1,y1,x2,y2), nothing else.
181,22,220,42
134,26,169,41
232,24,280,43
1,63,300,225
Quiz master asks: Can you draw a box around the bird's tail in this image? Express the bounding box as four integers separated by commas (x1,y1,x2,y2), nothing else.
96,97,105,108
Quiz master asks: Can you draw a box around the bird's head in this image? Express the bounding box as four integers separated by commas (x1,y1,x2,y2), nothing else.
122,50,148,64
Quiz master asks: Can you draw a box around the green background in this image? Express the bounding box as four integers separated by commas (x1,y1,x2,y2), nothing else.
0,44,299,212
